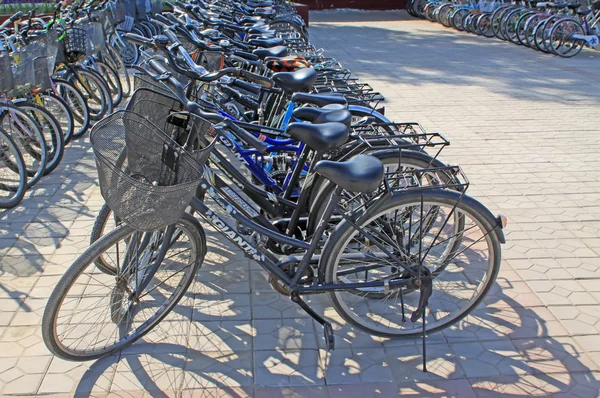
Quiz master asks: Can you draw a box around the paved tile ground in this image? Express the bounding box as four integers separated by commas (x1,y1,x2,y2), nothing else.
1,9,600,397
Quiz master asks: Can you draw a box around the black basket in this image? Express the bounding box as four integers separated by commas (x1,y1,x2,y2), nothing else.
46,29,65,67
124,0,136,18
0,55,14,94
83,22,107,55
112,1,127,24
0,52,35,96
126,87,215,151
91,110,215,231
62,28,88,63
136,0,148,18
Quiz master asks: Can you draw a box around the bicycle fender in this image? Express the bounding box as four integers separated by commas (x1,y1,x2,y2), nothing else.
348,105,393,124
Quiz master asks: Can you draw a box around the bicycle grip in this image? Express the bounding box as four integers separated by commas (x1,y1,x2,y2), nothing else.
231,78,261,95
10,11,24,22
123,33,155,48
239,70,274,89
228,121,267,153
0,11,22,29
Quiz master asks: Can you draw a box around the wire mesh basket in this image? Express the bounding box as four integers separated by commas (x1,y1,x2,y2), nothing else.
150,0,163,14
111,1,127,24
62,27,88,63
31,48,51,91
95,7,116,33
91,110,215,231
0,55,14,94
197,51,224,72
126,87,215,151
83,22,107,55
136,0,148,18
46,29,65,67
124,0,136,19
133,72,172,95
0,51,35,97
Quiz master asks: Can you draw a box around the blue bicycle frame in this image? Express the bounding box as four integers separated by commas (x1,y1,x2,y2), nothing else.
217,101,307,196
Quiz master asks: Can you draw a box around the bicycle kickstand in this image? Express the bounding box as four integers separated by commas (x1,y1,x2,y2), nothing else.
410,277,433,372
291,291,335,351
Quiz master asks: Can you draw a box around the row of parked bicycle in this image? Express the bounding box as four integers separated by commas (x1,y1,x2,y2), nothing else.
407,0,600,57
0,0,507,369
0,2,135,208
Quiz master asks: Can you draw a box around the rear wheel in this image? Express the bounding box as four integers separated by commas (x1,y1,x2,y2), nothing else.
477,13,495,37
53,79,91,139
452,9,470,30
321,190,501,338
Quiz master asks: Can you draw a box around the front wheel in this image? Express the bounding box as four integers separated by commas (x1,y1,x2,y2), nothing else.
320,189,502,338
0,128,27,208
42,214,205,361
53,79,91,139
549,18,585,58
70,68,113,121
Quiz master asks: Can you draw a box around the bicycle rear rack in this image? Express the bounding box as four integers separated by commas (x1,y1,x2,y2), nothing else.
383,165,470,194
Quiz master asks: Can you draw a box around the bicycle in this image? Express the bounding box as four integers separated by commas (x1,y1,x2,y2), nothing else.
42,56,506,371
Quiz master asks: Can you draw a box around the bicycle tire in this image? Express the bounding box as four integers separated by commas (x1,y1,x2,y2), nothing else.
0,127,27,208
104,45,132,97
0,103,47,188
95,60,124,107
90,203,122,275
109,33,140,67
320,189,501,338
549,18,585,57
69,67,113,121
14,102,65,176
53,79,91,139
516,11,536,45
42,213,205,361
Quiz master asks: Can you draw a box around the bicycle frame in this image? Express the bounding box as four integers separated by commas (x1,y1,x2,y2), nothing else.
189,177,418,292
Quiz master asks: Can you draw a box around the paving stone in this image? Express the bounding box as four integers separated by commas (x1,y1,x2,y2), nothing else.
451,339,532,378
0,10,598,397
111,353,186,393
322,347,395,384
42,355,118,395
512,337,599,375
254,349,325,387
188,320,254,352
182,351,253,390
254,317,318,351
469,372,600,397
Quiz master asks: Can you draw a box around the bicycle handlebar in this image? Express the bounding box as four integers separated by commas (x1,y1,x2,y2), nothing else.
0,11,23,29
144,58,267,153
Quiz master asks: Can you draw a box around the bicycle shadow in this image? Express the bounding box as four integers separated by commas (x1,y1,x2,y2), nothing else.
0,140,99,279
309,19,600,105
65,269,599,397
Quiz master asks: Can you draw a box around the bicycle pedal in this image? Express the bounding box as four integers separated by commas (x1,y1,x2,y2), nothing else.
323,322,335,351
